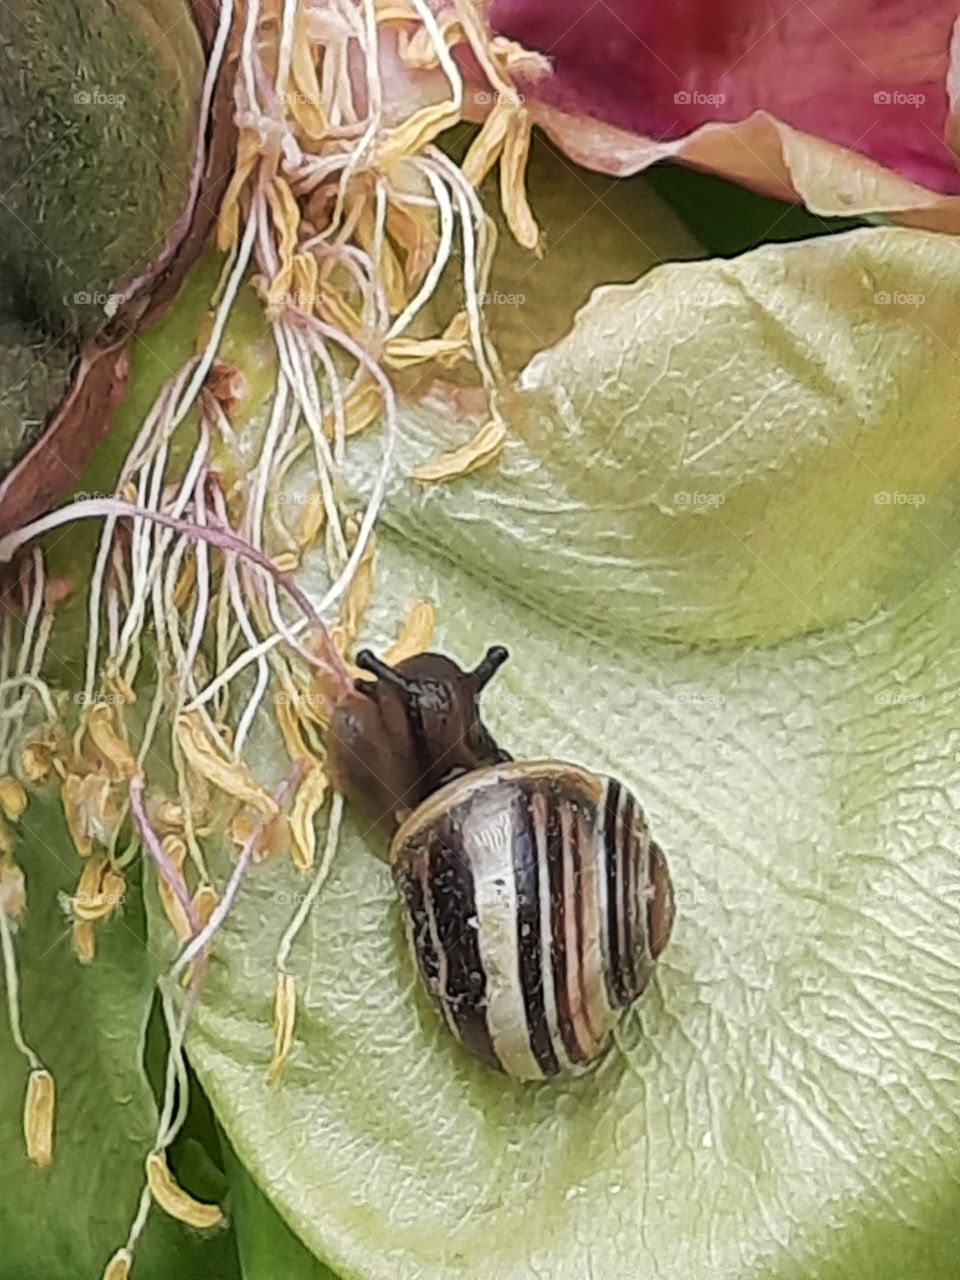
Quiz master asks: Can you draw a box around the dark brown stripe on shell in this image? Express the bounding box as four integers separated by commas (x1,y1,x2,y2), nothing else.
602,779,629,1008
570,799,600,1049
617,790,641,1000
623,794,658,1002
394,859,443,999
427,835,500,1070
512,791,560,1076
545,781,586,1064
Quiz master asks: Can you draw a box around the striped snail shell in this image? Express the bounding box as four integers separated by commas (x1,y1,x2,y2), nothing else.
328,645,674,1080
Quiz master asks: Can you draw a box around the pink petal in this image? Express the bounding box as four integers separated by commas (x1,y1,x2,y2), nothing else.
490,0,960,195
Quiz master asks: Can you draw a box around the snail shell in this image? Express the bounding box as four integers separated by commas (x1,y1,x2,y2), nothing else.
327,646,675,1079
391,761,673,1079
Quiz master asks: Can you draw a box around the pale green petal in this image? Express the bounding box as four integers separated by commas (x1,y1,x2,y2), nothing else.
362,226,960,645
169,223,960,1280
177,522,960,1280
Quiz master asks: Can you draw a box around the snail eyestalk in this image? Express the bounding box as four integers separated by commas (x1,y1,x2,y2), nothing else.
355,649,418,695
472,645,509,689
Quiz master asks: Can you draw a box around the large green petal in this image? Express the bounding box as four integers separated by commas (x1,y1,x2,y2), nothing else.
355,226,960,646
148,224,960,1280
175,524,960,1280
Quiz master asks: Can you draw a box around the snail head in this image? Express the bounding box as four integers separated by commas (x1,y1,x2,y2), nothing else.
327,646,512,842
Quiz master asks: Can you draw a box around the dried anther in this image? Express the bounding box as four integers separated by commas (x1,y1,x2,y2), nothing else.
145,1151,223,1230
0,777,27,821
24,1068,55,1168
266,971,297,1085
0,857,26,918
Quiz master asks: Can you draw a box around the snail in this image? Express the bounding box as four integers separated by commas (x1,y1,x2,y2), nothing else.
328,644,675,1080
0,503,671,1078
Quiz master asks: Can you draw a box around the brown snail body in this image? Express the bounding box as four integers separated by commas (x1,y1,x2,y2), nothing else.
328,646,674,1079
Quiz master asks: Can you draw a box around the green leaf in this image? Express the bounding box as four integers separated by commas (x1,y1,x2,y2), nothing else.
643,163,864,257
0,800,239,1280
222,1136,339,1280
156,225,960,1277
